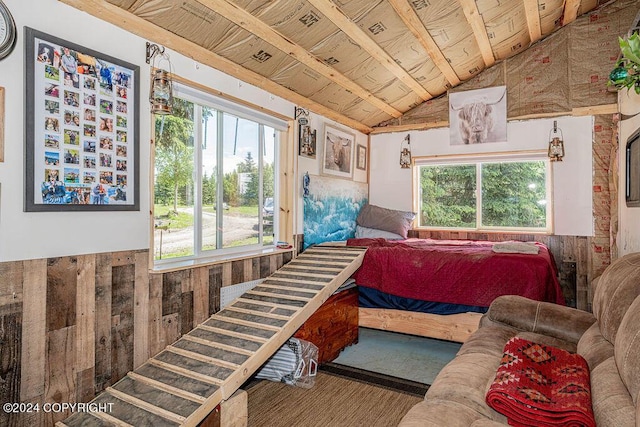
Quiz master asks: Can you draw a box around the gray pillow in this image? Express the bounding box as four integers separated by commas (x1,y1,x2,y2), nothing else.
355,225,404,240
356,204,415,239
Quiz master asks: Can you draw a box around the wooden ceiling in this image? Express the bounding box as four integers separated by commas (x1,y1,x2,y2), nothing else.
62,0,609,133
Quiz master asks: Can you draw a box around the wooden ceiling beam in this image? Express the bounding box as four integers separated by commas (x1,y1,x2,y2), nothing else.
370,121,449,134
523,0,542,43
458,0,495,67
57,0,373,134
562,0,582,26
197,0,402,118
386,0,461,87
306,0,433,101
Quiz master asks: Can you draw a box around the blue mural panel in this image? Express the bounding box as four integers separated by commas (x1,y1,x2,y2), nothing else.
303,174,368,249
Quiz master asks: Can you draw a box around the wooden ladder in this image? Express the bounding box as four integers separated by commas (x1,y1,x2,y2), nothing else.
57,245,367,427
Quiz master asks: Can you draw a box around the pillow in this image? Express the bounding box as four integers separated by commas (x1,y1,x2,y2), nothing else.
355,225,404,240
356,204,415,239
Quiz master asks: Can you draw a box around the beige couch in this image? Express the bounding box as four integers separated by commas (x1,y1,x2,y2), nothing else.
399,252,640,427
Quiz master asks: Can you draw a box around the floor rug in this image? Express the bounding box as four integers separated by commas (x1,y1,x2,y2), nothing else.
246,371,423,427
333,327,461,385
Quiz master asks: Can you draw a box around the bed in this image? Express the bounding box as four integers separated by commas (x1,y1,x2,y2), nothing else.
345,236,565,343
304,201,566,343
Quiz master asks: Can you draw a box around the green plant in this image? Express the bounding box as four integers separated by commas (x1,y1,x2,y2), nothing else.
609,32,640,93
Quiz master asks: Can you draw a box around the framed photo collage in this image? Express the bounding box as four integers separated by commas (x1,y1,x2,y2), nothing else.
25,27,139,211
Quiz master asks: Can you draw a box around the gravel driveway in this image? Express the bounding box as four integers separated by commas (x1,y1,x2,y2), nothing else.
154,208,260,259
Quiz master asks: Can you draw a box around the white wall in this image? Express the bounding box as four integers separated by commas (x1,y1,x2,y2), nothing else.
0,0,320,261
618,89,640,255
370,116,594,236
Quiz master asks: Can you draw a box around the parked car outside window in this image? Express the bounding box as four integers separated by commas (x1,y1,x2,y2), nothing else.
263,197,274,216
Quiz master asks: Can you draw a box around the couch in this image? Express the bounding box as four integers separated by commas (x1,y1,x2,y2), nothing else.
399,252,640,426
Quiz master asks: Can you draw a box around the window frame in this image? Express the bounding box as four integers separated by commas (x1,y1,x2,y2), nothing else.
152,81,288,269
414,151,553,234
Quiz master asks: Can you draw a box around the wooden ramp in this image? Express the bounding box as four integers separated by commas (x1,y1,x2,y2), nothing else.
58,246,366,427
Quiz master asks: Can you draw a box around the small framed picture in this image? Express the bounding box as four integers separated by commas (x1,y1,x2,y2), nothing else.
356,144,367,171
298,122,316,159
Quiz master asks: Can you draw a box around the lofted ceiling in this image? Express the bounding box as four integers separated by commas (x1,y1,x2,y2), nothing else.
63,0,612,133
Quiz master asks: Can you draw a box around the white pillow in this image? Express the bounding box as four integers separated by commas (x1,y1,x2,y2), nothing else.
355,225,404,240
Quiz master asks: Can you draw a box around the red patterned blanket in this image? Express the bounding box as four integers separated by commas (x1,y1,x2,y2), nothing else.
346,238,565,307
486,337,595,427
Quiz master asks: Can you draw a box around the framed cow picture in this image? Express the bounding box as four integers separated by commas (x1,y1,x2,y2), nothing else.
321,124,355,180
449,86,507,146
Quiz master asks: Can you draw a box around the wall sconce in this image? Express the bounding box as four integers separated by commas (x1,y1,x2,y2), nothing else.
547,120,565,162
400,134,412,168
146,42,174,115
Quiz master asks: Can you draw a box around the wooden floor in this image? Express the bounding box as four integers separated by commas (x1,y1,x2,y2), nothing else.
58,246,367,427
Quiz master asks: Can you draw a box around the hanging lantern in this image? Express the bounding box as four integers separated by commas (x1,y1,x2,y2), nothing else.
146,42,174,115
400,134,412,168
150,68,173,115
547,120,565,162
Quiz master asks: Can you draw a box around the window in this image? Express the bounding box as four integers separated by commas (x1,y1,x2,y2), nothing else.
416,154,551,232
153,83,285,263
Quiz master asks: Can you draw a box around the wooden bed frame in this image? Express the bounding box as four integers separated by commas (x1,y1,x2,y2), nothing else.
317,242,483,343
348,238,568,343
358,307,482,343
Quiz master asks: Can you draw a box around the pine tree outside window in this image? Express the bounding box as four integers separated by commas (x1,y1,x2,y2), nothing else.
416,154,551,232
153,83,284,264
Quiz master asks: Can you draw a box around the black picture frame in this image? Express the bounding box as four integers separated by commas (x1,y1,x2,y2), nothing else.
626,128,640,207
25,27,140,211
298,121,316,159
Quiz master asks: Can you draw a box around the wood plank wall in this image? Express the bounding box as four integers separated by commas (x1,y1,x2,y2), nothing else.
407,230,591,311
0,248,293,426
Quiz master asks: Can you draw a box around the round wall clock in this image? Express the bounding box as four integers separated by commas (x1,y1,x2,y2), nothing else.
0,1,17,60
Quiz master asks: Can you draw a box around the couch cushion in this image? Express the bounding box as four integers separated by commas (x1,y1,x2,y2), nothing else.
484,295,595,345
399,399,485,427
425,352,506,422
469,321,579,355
592,253,640,344
578,322,615,370
470,420,509,427
457,325,519,358
590,357,636,426
615,295,640,406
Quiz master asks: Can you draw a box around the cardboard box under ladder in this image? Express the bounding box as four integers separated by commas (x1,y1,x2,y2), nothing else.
57,245,367,427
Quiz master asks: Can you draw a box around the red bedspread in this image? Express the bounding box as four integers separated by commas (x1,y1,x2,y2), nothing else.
346,238,565,307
